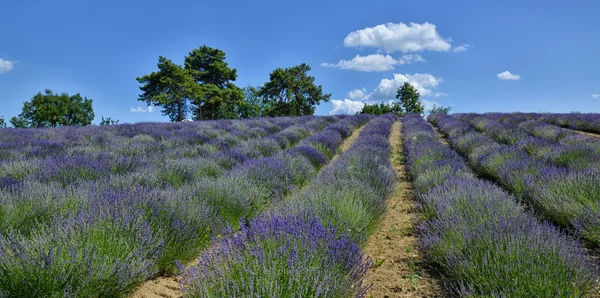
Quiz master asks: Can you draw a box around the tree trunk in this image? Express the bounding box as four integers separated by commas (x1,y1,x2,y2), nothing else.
177,100,183,121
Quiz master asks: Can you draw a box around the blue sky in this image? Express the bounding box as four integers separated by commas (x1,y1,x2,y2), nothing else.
1,0,599,124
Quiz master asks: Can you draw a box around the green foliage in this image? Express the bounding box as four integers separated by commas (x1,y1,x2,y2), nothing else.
429,104,452,114
0,116,6,128
257,63,331,117
100,116,119,126
184,45,244,120
136,56,199,122
358,101,403,116
238,86,268,118
396,82,424,114
9,116,29,128
11,89,94,128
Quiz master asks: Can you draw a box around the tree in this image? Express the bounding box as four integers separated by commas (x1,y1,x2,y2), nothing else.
238,86,268,118
358,101,403,116
100,116,119,126
257,63,331,117
396,82,424,114
429,104,452,114
184,45,244,120
0,116,6,128
137,56,199,122
12,89,94,128
10,116,28,128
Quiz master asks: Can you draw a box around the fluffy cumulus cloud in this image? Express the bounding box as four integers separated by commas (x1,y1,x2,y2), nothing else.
0,58,14,74
130,106,155,113
453,44,471,52
370,73,443,100
343,22,452,53
421,99,441,111
347,87,368,100
321,54,424,72
329,72,446,115
592,94,599,98
328,99,365,115
497,71,521,80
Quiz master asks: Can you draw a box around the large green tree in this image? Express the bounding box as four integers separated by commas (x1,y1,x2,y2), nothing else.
257,63,331,117
10,89,94,128
184,45,244,120
396,82,424,114
137,56,199,122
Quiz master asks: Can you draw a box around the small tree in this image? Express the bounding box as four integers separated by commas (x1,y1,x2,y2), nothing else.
10,116,28,128
396,82,424,114
136,56,198,122
0,116,6,128
257,63,331,117
429,104,452,114
100,117,119,126
184,45,244,120
12,89,94,128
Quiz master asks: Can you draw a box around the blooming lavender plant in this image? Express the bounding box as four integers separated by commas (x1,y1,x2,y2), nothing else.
406,113,598,297
179,211,371,298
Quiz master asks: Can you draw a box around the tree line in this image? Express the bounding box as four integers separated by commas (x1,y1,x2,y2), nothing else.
0,44,449,128
357,82,451,116
135,45,330,122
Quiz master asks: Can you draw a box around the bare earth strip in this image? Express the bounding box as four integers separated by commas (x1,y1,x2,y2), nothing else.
363,121,445,298
574,129,600,139
129,123,369,298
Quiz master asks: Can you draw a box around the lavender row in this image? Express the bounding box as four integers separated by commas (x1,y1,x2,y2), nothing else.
0,115,368,297
0,116,340,190
429,113,600,248
452,113,600,171
403,113,597,297
0,116,308,161
178,115,398,297
506,112,600,134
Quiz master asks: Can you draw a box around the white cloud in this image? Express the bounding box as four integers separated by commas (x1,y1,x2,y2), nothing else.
422,99,441,111
328,99,365,115
343,22,452,53
130,106,155,113
592,94,599,98
497,71,521,80
453,44,471,52
321,53,424,72
369,73,443,101
399,54,425,63
0,58,14,74
347,87,368,100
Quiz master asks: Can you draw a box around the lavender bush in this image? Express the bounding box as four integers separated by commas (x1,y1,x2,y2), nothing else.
179,114,395,297
405,113,598,297
0,114,383,296
179,211,371,298
430,113,600,246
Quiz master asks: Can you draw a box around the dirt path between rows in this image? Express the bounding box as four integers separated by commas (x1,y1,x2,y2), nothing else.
573,129,600,139
362,121,445,298
129,123,369,298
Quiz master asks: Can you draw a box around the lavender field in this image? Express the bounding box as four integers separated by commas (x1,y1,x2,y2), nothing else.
1,113,600,297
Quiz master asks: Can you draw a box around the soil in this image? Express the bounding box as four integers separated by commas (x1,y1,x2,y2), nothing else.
362,121,446,298
129,276,182,298
129,123,369,298
574,130,600,139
